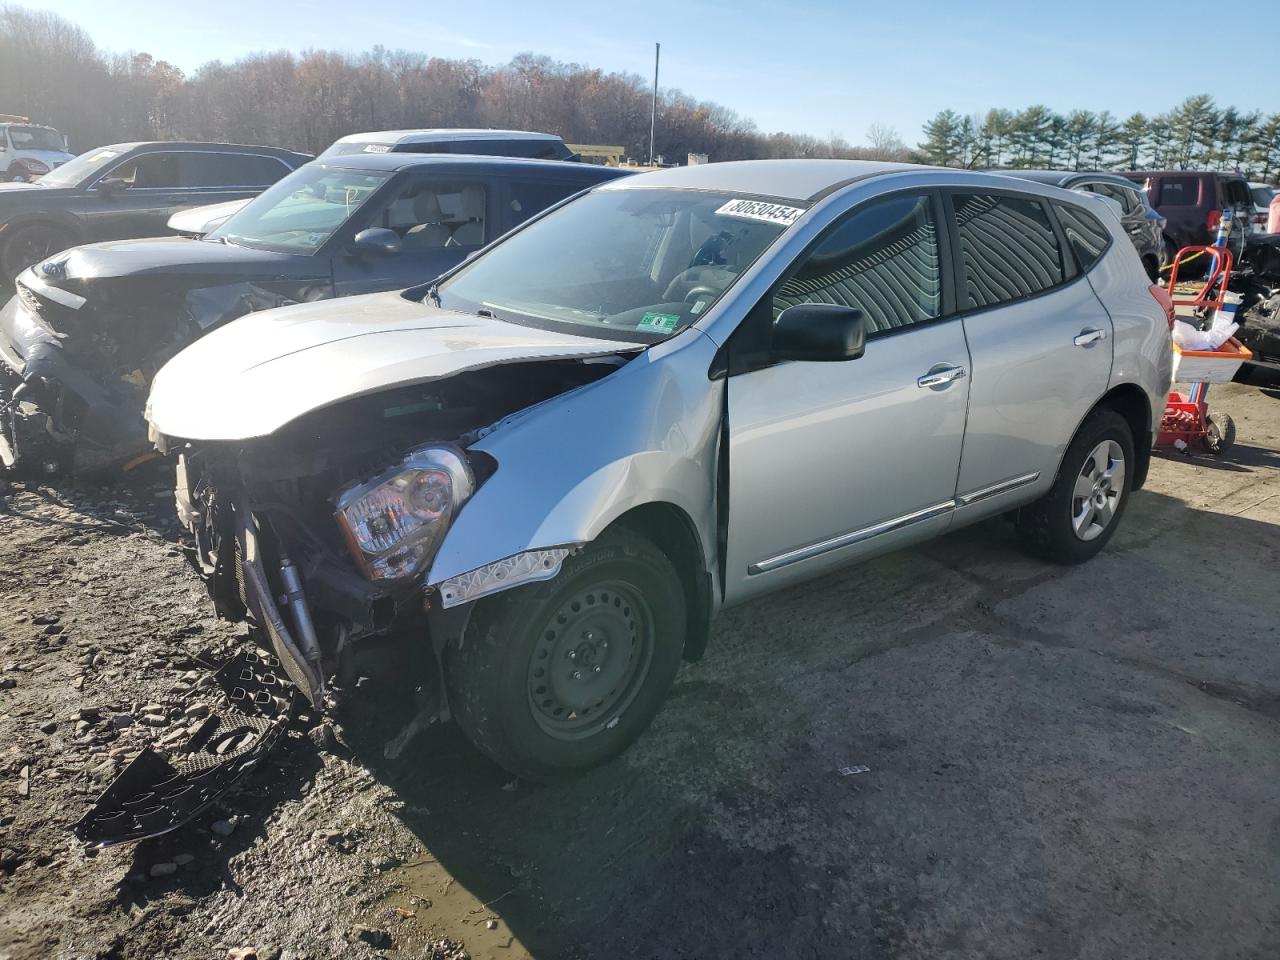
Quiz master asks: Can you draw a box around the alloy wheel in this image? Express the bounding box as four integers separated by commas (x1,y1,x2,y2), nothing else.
1071,439,1125,541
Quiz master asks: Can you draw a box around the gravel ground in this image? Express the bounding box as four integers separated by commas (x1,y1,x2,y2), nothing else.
2,382,1279,960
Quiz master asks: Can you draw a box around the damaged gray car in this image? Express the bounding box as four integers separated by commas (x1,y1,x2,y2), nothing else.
0,153,624,475
145,160,1173,781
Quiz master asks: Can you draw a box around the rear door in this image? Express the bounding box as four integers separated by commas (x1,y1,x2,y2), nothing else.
332,173,494,296
947,191,1113,521
724,190,971,603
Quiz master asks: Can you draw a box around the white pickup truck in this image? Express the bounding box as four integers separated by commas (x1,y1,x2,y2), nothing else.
0,116,73,182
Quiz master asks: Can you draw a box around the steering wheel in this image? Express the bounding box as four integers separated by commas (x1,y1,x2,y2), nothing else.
683,285,720,306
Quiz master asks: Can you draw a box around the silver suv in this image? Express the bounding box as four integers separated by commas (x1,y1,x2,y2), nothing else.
147,160,1174,780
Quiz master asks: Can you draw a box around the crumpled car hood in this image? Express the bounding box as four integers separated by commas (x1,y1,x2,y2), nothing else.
50,236,300,283
147,291,643,441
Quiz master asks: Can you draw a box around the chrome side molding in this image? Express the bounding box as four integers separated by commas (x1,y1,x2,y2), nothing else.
748,500,955,575
955,471,1040,506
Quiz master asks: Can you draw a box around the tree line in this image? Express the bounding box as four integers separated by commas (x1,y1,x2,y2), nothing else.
919,98,1280,181
0,5,911,165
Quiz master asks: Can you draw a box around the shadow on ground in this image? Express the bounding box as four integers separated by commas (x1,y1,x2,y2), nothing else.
337,487,1280,959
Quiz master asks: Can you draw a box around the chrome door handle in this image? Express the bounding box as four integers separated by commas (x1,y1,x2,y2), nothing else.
917,366,967,388
1073,328,1107,346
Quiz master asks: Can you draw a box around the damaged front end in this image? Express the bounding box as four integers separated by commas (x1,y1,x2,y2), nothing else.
168,360,622,711
0,255,328,476
1236,236,1280,375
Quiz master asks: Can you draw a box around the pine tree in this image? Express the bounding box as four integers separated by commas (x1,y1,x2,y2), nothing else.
1118,113,1149,169
920,109,962,166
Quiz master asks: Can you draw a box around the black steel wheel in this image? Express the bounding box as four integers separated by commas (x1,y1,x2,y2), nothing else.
445,528,685,781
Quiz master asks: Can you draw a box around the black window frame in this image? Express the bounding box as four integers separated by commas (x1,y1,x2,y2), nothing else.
940,187,1082,318
722,186,956,378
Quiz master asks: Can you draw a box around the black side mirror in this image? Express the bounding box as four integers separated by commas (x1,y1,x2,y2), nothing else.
352,227,402,256
97,178,128,196
771,303,866,362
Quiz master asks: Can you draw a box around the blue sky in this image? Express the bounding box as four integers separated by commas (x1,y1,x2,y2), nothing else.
26,0,1268,147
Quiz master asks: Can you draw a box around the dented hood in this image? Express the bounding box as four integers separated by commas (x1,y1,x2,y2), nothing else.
147,290,642,441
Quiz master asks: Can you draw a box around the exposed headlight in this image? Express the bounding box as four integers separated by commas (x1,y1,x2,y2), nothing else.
334,445,474,582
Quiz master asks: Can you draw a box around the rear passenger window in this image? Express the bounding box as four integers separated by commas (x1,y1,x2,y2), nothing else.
772,193,941,335
952,193,1065,309
1157,177,1200,206
180,153,290,188
1053,202,1111,271
507,180,579,228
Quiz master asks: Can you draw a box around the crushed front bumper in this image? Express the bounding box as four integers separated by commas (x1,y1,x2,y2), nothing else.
0,287,148,474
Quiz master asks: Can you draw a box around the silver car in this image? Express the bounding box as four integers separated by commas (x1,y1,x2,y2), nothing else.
146,160,1174,780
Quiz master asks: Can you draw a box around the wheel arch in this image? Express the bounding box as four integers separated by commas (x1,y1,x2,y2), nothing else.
606,501,714,662
0,212,84,261
1087,383,1153,490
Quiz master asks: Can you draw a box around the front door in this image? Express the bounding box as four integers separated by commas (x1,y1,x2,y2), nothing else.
724,191,970,604
946,191,1113,518
333,174,492,296
85,151,190,240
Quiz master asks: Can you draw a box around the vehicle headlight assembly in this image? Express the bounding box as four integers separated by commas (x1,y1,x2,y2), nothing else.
334,446,474,582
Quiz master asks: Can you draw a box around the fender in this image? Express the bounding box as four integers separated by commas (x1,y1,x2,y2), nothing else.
0,207,86,245
426,330,723,593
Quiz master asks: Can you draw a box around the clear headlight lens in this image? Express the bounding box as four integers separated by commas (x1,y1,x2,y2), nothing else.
334,445,474,582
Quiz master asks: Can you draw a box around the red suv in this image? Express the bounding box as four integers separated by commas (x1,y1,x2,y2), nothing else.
1123,170,1254,260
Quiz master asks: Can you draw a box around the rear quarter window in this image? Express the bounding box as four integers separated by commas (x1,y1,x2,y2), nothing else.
1053,202,1111,271
1156,177,1201,206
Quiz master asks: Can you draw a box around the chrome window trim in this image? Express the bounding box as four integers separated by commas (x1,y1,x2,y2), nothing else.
87,150,292,192
956,471,1040,506
748,499,955,575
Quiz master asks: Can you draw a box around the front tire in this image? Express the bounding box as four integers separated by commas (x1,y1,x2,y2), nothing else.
444,528,686,782
1,223,69,279
1017,409,1134,564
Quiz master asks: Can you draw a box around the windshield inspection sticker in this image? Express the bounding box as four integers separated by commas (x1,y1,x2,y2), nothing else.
637,311,680,334
716,198,805,227
362,143,391,153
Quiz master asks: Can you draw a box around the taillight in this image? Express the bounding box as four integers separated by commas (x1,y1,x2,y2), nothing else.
1207,209,1221,232
1149,284,1176,331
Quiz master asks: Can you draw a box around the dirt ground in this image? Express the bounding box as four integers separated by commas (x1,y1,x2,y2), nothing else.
1,382,1279,960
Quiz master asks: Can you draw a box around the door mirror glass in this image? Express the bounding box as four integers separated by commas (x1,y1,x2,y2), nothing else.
772,304,865,361
353,227,402,255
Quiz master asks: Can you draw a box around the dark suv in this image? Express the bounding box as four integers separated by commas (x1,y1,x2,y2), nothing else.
1124,170,1254,260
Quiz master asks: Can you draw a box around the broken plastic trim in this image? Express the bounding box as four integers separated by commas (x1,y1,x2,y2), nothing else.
72,651,296,847
436,546,577,609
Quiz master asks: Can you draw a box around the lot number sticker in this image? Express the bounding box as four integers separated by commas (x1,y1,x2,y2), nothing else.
637,311,680,334
716,199,805,227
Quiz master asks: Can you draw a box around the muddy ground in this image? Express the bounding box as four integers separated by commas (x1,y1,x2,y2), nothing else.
2,382,1279,960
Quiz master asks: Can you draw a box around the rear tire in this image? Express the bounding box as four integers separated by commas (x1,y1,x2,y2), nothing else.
444,528,686,782
1017,409,1135,564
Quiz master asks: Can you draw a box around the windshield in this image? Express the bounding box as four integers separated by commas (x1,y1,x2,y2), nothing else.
8,125,64,152
319,141,399,159
35,147,120,187
434,188,801,340
209,165,390,253
1252,186,1276,208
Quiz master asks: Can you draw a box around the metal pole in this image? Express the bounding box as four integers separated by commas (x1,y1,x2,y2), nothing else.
649,42,660,166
